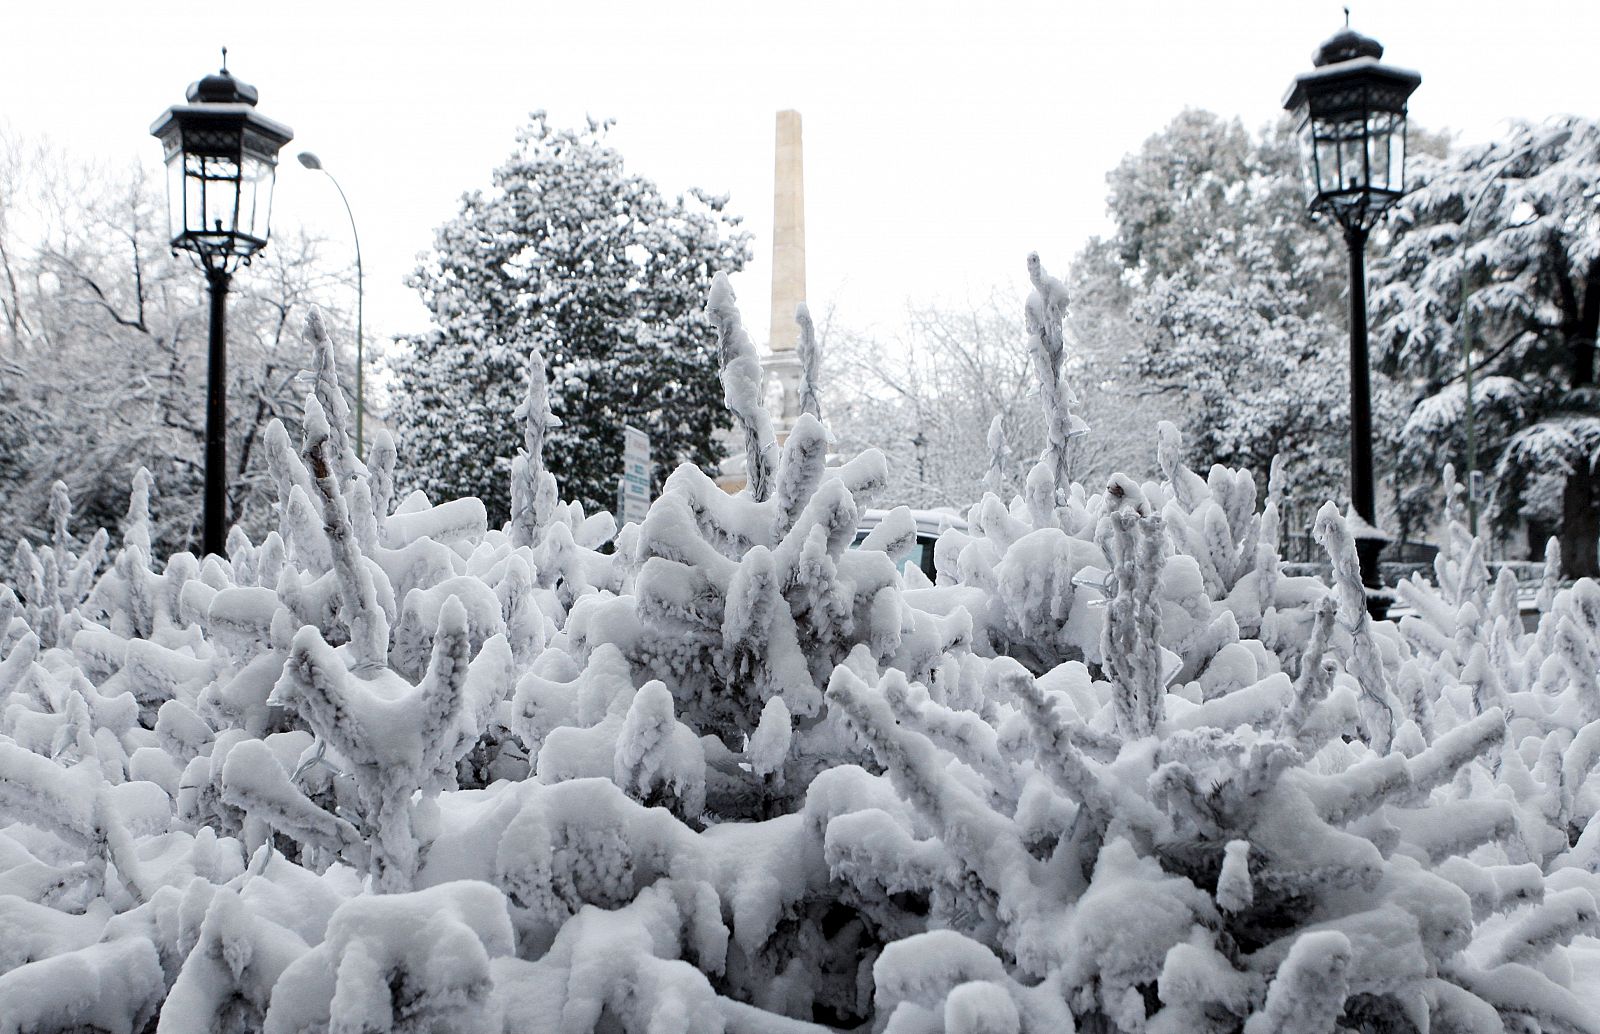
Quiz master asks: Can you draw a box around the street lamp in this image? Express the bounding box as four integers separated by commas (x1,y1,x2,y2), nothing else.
1285,18,1419,617
151,53,293,557
297,151,365,458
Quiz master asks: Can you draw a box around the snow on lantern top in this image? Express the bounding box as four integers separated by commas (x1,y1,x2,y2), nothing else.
1283,21,1420,234
150,54,293,275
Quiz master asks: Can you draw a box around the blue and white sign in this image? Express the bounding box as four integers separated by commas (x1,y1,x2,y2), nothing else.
620,425,651,526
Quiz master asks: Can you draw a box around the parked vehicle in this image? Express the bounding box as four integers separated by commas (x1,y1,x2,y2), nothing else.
852,508,969,582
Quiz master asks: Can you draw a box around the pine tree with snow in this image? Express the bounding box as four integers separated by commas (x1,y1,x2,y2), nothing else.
1372,117,1600,573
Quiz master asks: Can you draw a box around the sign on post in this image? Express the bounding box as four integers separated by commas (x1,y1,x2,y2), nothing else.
620,425,651,526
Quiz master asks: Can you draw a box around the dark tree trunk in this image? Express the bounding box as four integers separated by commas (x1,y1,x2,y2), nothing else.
1562,465,1600,578
1561,262,1599,576
1528,519,1556,559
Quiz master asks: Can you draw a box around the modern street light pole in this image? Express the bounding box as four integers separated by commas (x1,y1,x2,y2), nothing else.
1285,20,1420,618
1460,259,1481,535
298,151,365,457
151,54,293,557
1458,157,1510,539
1453,128,1569,536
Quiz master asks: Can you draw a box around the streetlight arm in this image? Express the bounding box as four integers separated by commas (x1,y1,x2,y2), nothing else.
319,171,362,277
313,167,365,458
1453,132,1566,265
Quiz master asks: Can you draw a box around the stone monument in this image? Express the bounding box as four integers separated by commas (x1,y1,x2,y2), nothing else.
763,109,806,435
716,110,809,493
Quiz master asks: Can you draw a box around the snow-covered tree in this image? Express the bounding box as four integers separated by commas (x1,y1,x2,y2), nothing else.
1102,110,1259,283
823,293,1047,507
1372,116,1600,574
823,289,1157,510
392,113,752,517
0,132,355,561
1071,110,1426,523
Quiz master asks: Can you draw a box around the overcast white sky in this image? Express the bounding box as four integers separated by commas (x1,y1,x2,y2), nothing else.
3,0,1594,355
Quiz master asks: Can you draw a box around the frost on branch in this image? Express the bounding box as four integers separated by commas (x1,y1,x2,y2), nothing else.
707,272,776,502
1024,251,1085,504
1102,508,1168,739
260,881,511,1033
305,306,359,491
303,396,389,673
509,344,560,549
796,301,822,423
10,481,107,648
984,414,1009,500
270,597,513,892
1242,930,1351,1034
1313,502,1400,755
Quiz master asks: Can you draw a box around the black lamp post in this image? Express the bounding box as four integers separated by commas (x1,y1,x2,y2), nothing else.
150,53,293,557
1285,20,1419,618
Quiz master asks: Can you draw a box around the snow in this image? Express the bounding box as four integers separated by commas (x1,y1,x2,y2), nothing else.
1243,931,1352,1034
0,938,164,1034
384,498,489,549
747,696,792,779
6,266,1600,1034
261,881,511,1034
1217,839,1254,912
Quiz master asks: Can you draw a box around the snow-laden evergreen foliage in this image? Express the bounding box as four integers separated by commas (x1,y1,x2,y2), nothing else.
391,112,752,519
3,257,1600,1034
1371,116,1600,576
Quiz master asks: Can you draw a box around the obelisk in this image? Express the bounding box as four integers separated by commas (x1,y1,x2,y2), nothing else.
764,110,805,433
716,111,809,492
768,110,806,355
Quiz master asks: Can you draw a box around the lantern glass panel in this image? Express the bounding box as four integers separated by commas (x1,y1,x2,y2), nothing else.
1294,117,1316,202
1366,111,1405,194
1391,116,1407,191
238,152,275,243
1313,129,1340,195
1316,116,1370,194
1341,121,1368,193
1366,123,1388,189
194,152,239,240
163,145,186,248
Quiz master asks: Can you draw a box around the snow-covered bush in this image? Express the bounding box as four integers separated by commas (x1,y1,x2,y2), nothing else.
2,257,1599,1034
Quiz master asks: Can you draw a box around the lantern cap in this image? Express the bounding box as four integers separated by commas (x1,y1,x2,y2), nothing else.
186,68,259,107
1313,26,1384,67
1282,20,1419,116
149,50,293,149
